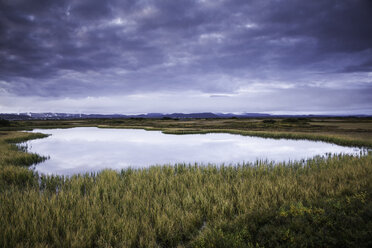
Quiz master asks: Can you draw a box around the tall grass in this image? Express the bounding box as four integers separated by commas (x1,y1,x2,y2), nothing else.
6,117,372,148
98,125,372,148
0,132,48,167
1,155,371,247
0,130,371,247
0,132,48,189
161,129,372,148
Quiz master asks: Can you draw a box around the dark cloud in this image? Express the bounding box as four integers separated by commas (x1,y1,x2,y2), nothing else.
0,0,371,113
343,59,372,73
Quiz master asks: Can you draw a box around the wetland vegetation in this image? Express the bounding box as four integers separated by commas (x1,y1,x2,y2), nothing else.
0,117,372,247
25,127,361,175
4,117,372,147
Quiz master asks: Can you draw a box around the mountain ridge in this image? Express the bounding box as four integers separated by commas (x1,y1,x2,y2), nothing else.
0,112,370,120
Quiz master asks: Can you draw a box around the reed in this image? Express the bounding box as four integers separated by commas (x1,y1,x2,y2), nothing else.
6,117,372,148
161,129,372,148
0,130,371,247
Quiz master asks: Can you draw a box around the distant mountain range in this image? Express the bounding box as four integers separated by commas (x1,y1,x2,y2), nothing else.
0,112,370,120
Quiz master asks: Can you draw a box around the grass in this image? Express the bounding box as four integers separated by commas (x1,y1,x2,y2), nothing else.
0,131,49,167
0,119,372,247
4,117,372,148
160,129,372,148
1,155,371,247
0,132,49,190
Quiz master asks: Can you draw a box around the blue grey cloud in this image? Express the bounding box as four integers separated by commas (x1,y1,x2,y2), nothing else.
0,0,371,113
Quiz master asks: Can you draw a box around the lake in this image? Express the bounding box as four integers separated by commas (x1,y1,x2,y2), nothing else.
24,127,361,175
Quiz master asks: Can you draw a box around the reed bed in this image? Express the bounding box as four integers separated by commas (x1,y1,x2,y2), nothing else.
0,133,48,167
161,129,372,148
0,131,371,247
98,125,372,148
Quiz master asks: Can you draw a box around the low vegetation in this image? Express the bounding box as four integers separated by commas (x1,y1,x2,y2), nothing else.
0,118,10,127
0,132,48,190
3,117,372,148
0,118,372,247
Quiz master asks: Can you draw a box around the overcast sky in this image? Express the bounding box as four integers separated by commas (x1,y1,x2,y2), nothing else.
1,0,371,114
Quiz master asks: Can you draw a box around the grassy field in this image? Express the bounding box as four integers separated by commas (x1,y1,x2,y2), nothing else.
0,118,372,247
3,117,372,147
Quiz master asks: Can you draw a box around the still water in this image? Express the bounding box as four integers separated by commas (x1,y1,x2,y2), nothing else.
24,127,361,175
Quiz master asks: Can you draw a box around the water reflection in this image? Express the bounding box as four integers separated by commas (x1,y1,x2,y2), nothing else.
25,127,361,175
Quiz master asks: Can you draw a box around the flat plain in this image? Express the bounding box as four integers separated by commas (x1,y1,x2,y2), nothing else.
0,117,371,247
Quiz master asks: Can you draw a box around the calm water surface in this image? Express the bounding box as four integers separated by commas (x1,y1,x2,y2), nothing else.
25,127,361,175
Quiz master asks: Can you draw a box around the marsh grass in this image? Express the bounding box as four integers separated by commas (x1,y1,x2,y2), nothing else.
4,117,372,148
0,132,48,189
0,130,371,247
0,132,49,166
161,129,372,148
98,125,372,148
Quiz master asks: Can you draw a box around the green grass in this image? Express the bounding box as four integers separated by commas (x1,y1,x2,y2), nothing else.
0,132,49,167
1,155,371,247
0,132,49,190
5,117,372,148
160,129,372,148
0,120,372,247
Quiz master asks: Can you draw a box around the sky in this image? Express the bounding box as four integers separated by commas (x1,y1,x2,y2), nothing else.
0,0,371,114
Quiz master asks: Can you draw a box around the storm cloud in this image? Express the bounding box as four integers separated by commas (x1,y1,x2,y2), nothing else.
0,0,371,113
